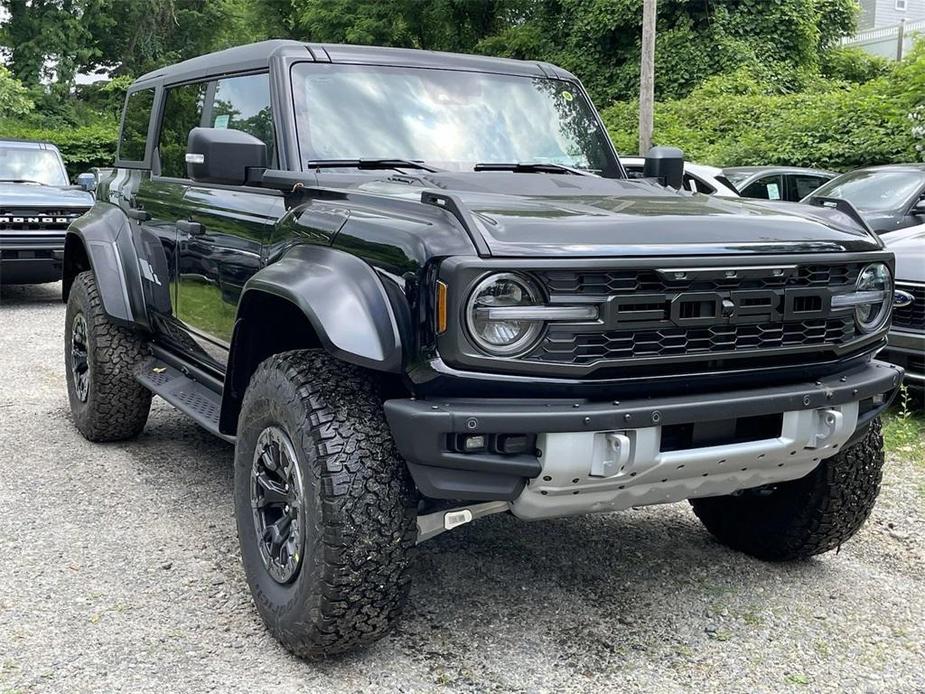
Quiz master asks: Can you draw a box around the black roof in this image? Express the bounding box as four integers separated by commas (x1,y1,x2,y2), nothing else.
133,40,575,88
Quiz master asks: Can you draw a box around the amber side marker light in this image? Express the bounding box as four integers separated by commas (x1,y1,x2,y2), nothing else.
436,281,448,334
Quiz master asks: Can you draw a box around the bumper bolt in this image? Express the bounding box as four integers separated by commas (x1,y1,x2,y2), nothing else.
802,395,811,406
652,410,662,424
583,416,591,425
465,417,478,430
624,414,632,422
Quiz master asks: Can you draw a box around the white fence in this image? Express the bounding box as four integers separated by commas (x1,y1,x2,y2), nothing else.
841,19,925,59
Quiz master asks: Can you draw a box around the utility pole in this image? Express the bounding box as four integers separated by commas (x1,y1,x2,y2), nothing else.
639,0,657,155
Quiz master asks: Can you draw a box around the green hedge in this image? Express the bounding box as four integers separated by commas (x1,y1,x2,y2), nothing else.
0,119,119,179
601,44,925,171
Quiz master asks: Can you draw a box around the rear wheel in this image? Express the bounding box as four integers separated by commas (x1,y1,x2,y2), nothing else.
690,420,884,561
65,270,152,441
234,350,418,658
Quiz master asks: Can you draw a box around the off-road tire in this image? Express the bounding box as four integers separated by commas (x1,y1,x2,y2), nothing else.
65,270,152,441
690,419,884,561
234,350,419,659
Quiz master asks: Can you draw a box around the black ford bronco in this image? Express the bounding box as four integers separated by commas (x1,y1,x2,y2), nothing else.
63,40,902,658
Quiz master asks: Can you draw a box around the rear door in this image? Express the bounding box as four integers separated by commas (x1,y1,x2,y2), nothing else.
175,73,284,370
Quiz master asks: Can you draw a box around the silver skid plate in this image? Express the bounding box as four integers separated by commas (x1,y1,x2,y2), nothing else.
511,403,859,521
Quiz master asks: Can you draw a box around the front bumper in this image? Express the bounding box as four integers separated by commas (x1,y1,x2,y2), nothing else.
385,359,902,503
879,330,924,384
0,233,65,284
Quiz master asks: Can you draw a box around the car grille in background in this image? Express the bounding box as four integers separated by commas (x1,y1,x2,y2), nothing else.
0,208,85,232
893,283,925,332
526,263,864,365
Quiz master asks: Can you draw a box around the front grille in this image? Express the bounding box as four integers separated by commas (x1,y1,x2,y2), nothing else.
893,283,925,332
536,319,855,364
0,208,86,232
526,263,865,365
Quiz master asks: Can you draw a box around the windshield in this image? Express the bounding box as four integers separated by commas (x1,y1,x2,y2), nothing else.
809,169,925,211
0,147,68,186
291,63,619,176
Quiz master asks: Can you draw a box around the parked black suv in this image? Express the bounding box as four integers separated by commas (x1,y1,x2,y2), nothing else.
0,139,94,284
63,40,902,658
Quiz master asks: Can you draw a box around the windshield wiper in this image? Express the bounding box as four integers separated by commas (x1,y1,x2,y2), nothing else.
305,159,443,173
0,178,46,185
474,162,592,176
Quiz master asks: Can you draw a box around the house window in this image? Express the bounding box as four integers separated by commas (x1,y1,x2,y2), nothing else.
896,0,907,11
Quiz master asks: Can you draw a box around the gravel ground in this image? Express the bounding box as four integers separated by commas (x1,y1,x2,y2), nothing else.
1,282,923,694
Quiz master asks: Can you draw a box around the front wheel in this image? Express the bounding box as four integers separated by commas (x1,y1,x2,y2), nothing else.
234,351,418,658
65,270,152,441
690,419,884,561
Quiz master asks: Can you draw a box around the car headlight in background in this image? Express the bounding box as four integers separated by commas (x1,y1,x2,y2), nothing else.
831,262,892,334
464,272,598,356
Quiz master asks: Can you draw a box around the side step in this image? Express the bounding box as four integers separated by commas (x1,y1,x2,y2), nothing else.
134,358,235,443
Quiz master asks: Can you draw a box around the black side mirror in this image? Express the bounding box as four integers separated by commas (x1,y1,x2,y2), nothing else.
186,127,267,186
912,198,925,215
643,146,684,190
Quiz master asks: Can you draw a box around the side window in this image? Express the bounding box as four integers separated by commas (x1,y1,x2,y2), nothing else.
211,73,275,164
741,175,783,200
623,165,646,179
158,82,207,178
683,173,716,194
791,174,829,201
118,88,156,162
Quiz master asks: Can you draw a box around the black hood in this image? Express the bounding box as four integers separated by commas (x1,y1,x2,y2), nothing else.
350,172,881,257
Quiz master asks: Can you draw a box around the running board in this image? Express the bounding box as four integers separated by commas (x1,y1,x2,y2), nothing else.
134,358,235,443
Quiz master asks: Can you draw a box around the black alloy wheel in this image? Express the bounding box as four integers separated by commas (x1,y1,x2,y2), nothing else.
70,312,90,403
250,425,305,584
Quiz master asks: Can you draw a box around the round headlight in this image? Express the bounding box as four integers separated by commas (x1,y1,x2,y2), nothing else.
854,263,892,333
465,273,543,355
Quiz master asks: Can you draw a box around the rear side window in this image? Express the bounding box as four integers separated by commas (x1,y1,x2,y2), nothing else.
211,74,275,163
119,88,155,162
158,82,207,178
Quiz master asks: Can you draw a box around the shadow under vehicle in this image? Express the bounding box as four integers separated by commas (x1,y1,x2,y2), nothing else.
60,40,902,658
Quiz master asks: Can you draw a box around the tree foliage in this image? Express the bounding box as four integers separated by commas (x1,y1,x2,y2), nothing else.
601,42,925,169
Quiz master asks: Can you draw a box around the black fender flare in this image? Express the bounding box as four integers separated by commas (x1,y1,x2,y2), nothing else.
63,204,147,329
240,245,404,372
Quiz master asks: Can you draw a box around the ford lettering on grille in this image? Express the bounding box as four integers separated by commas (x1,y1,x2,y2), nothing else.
603,287,830,328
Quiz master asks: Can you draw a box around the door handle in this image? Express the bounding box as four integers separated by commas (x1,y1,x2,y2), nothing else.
177,219,204,235
126,208,150,222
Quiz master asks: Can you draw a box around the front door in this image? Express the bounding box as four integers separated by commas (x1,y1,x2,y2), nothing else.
174,72,282,370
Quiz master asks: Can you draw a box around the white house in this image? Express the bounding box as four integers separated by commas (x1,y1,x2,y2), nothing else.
858,0,925,29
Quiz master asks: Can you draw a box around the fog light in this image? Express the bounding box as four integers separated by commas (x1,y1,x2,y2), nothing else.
463,434,486,452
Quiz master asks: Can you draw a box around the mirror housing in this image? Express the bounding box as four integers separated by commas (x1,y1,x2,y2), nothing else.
76,172,96,192
912,198,925,215
186,127,267,186
642,146,684,190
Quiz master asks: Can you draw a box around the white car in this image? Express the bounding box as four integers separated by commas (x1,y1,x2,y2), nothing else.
621,156,739,196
